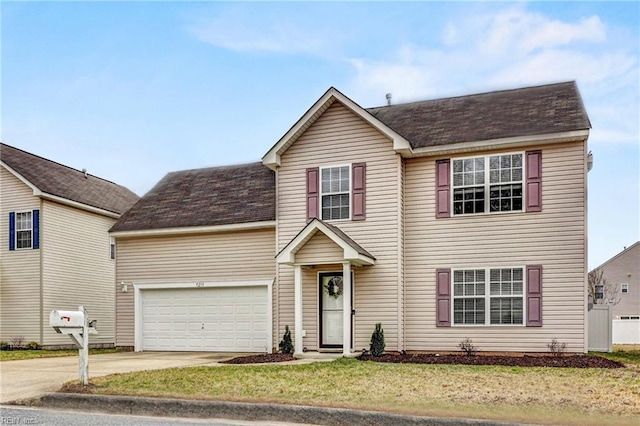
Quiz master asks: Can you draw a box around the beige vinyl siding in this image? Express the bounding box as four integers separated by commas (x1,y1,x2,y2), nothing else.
0,167,41,343
115,228,276,346
405,142,587,352
41,201,116,346
277,101,401,351
295,232,344,264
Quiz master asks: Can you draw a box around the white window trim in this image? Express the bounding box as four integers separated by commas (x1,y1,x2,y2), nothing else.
451,266,527,327
14,210,33,250
319,163,352,222
621,283,629,293
450,151,526,216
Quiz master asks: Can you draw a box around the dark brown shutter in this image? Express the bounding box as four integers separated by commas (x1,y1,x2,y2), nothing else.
436,269,451,327
526,265,543,327
352,163,366,221
526,151,542,212
306,167,319,221
436,159,450,218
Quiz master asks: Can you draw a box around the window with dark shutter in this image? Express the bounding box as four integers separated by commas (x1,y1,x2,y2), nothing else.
32,209,40,249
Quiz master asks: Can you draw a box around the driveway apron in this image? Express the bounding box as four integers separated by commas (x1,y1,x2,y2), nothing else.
0,352,237,403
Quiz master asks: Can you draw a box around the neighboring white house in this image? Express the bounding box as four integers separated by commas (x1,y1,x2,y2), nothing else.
591,242,640,344
1,143,139,348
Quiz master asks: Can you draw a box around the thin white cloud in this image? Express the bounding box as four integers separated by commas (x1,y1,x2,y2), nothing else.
345,5,638,148
188,8,332,55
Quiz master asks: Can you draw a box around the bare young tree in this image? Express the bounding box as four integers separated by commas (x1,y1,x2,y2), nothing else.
588,268,621,306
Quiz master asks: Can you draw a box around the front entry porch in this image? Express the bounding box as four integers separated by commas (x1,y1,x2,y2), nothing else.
276,219,375,356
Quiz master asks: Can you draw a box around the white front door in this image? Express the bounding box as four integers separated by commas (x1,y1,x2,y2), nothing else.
319,272,352,348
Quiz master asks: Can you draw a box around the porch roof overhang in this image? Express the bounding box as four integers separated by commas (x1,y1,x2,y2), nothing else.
276,218,375,267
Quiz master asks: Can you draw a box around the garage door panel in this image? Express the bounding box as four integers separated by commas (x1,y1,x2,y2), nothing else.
142,286,268,352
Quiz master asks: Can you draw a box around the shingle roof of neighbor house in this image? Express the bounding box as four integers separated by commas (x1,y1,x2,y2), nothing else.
1,143,139,215
111,81,590,232
110,162,275,232
367,81,591,148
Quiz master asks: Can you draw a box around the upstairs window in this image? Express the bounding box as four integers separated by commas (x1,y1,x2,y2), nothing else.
595,285,604,300
452,153,524,215
321,166,350,221
9,210,39,251
15,211,33,249
621,283,628,294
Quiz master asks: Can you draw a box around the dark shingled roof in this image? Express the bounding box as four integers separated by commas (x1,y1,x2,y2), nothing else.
110,162,275,232
1,143,139,215
367,81,591,148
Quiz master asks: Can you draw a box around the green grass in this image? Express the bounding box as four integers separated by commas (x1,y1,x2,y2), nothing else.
81,357,639,426
0,347,124,361
591,345,640,366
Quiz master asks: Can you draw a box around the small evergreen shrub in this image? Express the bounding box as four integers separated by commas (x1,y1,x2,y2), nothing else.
458,337,479,356
25,341,42,350
547,338,567,357
0,341,9,351
279,325,294,354
369,323,386,356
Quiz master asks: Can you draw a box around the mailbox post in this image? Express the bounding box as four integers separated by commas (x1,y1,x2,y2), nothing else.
49,305,97,385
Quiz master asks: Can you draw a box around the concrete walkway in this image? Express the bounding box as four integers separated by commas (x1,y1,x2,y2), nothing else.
0,352,242,403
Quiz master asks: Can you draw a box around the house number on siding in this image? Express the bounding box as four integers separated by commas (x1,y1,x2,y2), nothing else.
195,282,204,287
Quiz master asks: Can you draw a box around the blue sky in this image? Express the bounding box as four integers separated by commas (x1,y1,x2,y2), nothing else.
1,1,638,268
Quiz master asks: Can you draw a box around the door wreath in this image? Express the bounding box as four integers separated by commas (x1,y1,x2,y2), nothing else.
325,276,343,299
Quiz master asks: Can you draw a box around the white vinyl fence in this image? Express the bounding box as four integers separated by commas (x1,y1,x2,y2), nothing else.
588,304,612,352
613,319,640,344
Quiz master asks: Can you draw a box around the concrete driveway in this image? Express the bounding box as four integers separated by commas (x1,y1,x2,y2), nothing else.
0,351,239,404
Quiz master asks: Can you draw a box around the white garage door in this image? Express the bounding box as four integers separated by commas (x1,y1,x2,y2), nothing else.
141,286,268,352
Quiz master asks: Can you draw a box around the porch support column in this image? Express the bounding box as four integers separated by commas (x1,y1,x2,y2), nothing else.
294,264,303,355
342,261,352,356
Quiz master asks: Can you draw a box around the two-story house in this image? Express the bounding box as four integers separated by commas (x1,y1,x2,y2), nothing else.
110,81,591,354
1,143,139,348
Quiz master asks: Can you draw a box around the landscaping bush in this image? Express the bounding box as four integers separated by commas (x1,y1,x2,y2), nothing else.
547,338,567,357
370,323,386,356
0,341,10,351
25,341,42,350
10,336,25,349
279,325,294,354
458,337,479,356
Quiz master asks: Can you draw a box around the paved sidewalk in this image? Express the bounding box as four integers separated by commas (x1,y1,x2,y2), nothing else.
0,352,240,403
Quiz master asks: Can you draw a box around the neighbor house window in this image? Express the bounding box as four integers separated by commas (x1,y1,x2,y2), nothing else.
321,166,350,220
15,211,33,249
453,267,524,325
452,153,523,215
110,238,116,260
621,283,628,294
595,285,604,300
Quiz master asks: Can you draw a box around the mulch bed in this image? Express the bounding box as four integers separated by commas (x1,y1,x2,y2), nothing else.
357,352,625,368
220,352,624,368
220,353,296,364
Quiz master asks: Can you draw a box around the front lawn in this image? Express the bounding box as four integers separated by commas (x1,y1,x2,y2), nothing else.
69,357,639,425
0,348,124,362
